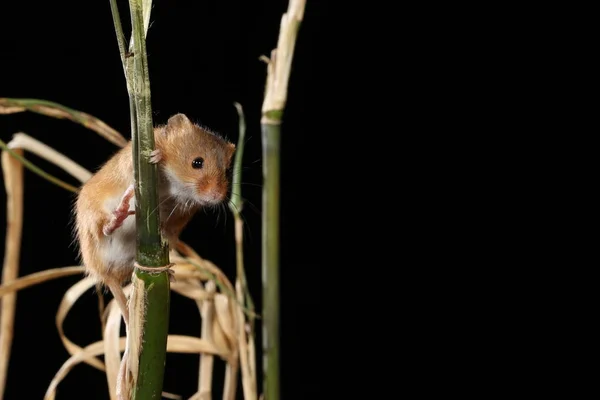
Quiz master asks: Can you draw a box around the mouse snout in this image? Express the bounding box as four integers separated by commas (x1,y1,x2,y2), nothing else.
204,189,226,205
197,180,227,204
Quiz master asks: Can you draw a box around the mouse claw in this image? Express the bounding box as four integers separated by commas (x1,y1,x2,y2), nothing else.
168,269,176,283
150,149,163,164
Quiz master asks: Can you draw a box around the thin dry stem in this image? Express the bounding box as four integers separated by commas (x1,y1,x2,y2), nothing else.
121,274,147,399
0,149,23,399
1,98,254,400
199,280,216,400
0,138,79,193
261,0,306,118
56,277,106,370
0,267,85,298
0,98,128,147
237,280,257,400
222,298,239,400
105,285,131,400
8,133,92,182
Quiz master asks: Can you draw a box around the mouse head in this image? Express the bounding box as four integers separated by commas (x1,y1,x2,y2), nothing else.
156,113,236,207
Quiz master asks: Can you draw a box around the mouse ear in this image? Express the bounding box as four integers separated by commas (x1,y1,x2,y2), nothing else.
165,113,193,134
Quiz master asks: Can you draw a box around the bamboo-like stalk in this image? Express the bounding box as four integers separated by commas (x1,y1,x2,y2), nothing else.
109,0,170,397
125,0,171,398
260,2,306,399
108,0,137,157
109,0,152,181
260,121,281,400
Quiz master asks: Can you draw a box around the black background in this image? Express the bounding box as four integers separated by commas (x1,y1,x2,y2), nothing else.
0,0,332,398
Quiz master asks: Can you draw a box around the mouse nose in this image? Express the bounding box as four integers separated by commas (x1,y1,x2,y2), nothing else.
207,188,226,203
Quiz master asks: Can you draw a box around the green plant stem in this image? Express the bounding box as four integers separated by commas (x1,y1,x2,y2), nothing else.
229,102,256,321
259,3,305,396
129,0,164,266
108,0,138,161
122,0,170,398
108,0,130,78
130,272,170,399
229,102,246,213
261,121,280,400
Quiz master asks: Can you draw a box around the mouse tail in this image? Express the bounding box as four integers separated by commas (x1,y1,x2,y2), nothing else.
106,279,130,330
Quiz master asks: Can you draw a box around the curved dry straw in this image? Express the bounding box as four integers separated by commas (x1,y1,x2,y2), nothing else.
0,0,308,397
0,106,255,399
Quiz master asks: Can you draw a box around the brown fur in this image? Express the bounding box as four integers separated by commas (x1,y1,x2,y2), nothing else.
74,113,236,288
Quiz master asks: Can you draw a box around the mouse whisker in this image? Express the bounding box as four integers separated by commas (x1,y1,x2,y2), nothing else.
142,193,177,225
215,203,223,228
166,203,179,222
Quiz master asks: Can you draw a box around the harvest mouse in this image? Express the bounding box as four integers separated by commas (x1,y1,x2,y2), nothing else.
73,113,235,397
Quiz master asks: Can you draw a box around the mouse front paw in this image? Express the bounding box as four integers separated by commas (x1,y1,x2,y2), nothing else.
103,185,135,236
103,208,135,236
150,149,163,164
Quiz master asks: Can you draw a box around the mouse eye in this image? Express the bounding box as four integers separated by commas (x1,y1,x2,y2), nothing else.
192,157,204,169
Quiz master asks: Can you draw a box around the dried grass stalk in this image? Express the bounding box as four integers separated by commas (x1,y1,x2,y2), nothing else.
105,285,131,400
0,138,79,193
0,133,241,398
44,338,126,400
0,148,23,400
170,280,212,302
236,280,257,400
56,277,105,370
0,132,92,398
7,133,92,182
218,294,238,400
0,98,127,147
121,275,146,399
198,280,216,400
260,0,306,120
0,267,85,298
1,33,260,400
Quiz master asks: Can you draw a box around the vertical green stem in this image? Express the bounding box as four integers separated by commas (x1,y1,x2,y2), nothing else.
129,0,163,259
229,103,246,214
230,103,255,317
127,0,170,398
109,0,145,166
261,122,280,400
260,2,305,397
